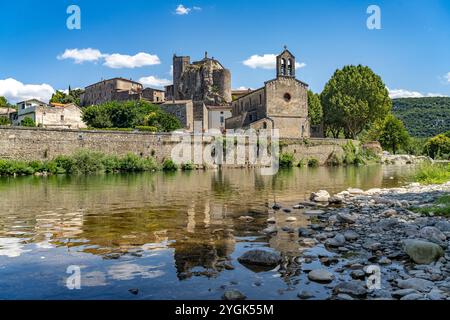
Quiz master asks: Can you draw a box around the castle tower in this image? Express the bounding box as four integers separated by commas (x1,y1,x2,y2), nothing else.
276,46,296,78
173,54,191,100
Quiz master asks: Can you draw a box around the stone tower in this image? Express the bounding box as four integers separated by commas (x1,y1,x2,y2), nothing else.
171,53,232,106
276,46,296,78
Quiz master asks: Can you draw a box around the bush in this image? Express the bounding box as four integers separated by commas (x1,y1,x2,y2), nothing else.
308,158,320,167
326,152,342,166
72,150,105,174
279,153,295,168
181,162,195,171
21,117,36,127
297,159,306,167
0,117,11,125
101,155,120,173
162,159,178,171
424,134,450,160
53,155,76,174
135,126,158,132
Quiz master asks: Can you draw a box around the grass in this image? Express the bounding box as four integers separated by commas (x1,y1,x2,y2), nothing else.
413,163,450,185
411,194,450,217
0,150,160,177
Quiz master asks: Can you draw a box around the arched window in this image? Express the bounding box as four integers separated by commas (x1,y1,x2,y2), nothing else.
281,58,286,76
287,59,293,76
263,122,267,129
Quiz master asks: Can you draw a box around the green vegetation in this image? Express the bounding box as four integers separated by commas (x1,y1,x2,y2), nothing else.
0,117,11,125
367,114,410,154
321,65,391,139
424,132,450,160
279,153,295,168
307,90,323,126
307,158,320,167
21,117,36,127
0,96,15,109
162,159,178,171
181,162,195,171
392,97,450,138
411,195,450,217
414,163,450,185
342,141,366,165
0,150,161,176
82,100,182,132
50,88,84,106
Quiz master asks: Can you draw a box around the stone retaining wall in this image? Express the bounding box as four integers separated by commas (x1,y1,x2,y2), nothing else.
0,127,358,165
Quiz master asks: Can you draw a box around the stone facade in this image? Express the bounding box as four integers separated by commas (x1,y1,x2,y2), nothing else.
161,100,194,131
170,52,232,106
226,48,310,138
81,78,143,107
13,100,86,129
142,88,165,103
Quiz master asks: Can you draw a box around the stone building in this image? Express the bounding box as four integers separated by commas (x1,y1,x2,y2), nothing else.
13,99,86,129
142,88,165,103
226,48,310,138
166,52,232,106
80,77,143,107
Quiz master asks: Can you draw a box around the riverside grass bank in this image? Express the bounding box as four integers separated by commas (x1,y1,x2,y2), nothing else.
0,127,362,169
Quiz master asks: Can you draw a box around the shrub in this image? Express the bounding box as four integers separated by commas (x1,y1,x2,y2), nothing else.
308,158,320,167
279,153,295,168
102,155,120,173
326,152,342,166
424,134,450,160
297,159,306,167
162,159,178,171
53,155,76,174
181,162,195,171
135,126,158,132
72,150,104,174
21,117,36,127
0,117,11,125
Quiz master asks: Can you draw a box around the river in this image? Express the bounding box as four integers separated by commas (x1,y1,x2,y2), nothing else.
0,165,417,299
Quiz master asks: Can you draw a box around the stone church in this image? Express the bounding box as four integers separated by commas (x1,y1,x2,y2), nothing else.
226,48,310,138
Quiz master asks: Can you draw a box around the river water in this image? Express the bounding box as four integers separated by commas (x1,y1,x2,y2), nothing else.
0,165,417,299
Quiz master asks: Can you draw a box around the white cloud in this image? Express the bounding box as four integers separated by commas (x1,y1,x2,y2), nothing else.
0,78,55,103
103,52,161,69
57,48,105,64
193,6,202,11
235,86,253,91
387,87,447,99
175,4,191,15
444,72,450,83
58,49,161,69
138,76,172,88
243,54,306,70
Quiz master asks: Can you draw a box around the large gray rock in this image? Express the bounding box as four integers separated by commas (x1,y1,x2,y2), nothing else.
344,230,359,241
333,280,367,298
336,212,359,224
325,234,346,247
310,190,330,203
238,250,281,268
419,226,447,246
307,269,335,283
396,278,434,293
435,221,450,232
402,239,444,264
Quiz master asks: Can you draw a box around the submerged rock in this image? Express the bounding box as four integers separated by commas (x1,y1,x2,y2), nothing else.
238,250,281,268
307,269,335,283
223,290,246,300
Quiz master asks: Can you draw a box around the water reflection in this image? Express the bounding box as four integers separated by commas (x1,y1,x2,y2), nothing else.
0,165,417,299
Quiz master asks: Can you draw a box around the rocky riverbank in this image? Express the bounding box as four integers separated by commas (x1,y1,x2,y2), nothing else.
232,181,450,300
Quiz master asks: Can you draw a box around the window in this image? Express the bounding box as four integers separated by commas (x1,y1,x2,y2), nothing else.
281,58,286,76
220,116,224,124
61,115,65,121
263,122,267,129
287,59,293,76
259,94,262,105
284,93,292,102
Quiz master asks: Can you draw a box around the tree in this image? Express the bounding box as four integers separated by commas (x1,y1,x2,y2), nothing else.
424,134,450,159
321,65,391,139
21,117,36,127
82,100,182,132
307,90,323,126
377,114,410,154
50,88,84,106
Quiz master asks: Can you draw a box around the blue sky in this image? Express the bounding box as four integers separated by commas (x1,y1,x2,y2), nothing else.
0,0,449,102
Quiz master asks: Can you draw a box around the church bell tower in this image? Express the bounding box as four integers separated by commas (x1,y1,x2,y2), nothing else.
276,46,296,78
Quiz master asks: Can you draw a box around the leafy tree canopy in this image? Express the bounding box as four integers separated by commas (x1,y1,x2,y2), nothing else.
50,88,84,106
307,90,323,126
82,100,182,132
321,65,391,139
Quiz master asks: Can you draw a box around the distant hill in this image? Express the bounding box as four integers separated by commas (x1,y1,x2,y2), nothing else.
392,97,450,138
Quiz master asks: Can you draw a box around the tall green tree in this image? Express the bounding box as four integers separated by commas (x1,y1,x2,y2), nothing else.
321,65,391,139
50,88,84,106
377,114,410,154
307,90,323,126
